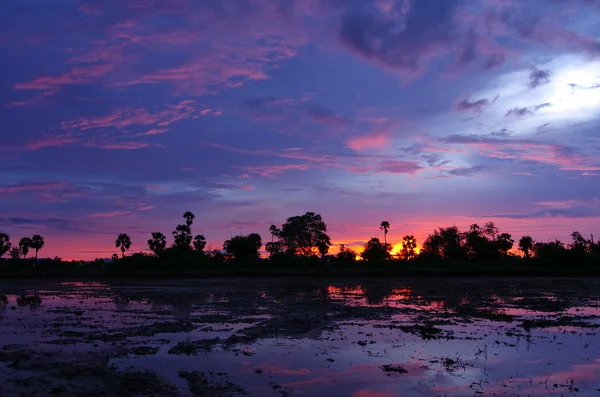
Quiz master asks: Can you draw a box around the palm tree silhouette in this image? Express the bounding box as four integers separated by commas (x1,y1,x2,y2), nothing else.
115,234,132,258
31,235,45,265
173,225,192,249
147,232,167,256
400,235,417,260
0,233,11,259
268,225,280,243
193,235,207,251
380,221,390,245
183,211,195,227
19,237,32,259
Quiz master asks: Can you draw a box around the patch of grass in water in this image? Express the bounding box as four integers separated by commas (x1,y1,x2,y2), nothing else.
179,370,248,396
380,364,408,376
168,338,221,355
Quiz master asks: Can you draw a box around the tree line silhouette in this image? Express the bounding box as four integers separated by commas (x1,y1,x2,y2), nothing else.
1,212,599,274
0,233,45,263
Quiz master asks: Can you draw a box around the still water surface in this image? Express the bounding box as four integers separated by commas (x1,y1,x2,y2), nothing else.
0,278,599,396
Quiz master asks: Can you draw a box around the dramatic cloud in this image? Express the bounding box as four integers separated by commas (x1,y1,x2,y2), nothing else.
529,68,552,89
2,0,600,259
455,96,499,113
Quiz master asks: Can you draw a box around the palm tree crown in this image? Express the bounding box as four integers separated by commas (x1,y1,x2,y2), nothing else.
19,237,33,259
0,233,11,259
380,221,390,245
193,235,207,251
31,235,45,262
148,232,167,256
183,211,195,227
115,234,132,257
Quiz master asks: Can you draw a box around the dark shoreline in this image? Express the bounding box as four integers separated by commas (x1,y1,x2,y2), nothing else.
2,265,600,280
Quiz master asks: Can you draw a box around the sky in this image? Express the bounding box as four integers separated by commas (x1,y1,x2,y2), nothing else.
1,0,600,260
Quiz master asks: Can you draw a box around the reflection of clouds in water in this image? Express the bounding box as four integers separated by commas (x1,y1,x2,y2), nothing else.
0,280,599,395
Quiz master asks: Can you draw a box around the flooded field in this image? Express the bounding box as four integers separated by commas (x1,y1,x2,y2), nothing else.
1,278,599,396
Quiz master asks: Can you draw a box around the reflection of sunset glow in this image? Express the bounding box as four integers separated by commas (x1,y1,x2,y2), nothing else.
327,286,365,296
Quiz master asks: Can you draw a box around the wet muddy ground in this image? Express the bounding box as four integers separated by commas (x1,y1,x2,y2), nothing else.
0,278,599,396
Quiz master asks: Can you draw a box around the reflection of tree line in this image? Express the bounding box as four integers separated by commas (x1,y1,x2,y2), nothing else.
322,281,596,312
1,212,599,272
0,294,42,309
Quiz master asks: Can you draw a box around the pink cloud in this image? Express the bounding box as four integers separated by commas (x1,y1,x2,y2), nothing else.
346,134,391,151
140,129,168,136
84,211,130,219
143,185,167,191
0,182,75,194
61,100,196,131
27,134,80,150
84,141,155,150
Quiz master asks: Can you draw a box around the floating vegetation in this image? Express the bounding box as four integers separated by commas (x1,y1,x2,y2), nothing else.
16,295,42,306
178,371,248,396
380,364,408,376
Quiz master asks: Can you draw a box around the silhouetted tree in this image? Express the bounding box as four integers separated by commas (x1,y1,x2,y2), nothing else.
193,235,206,252
482,221,499,241
269,225,280,242
361,237,391,262
400,235,417,260
380,221,390,245
148,232,167,256
183,211,195,227
464,224,488,261
533,240,567,260
19,237,32,259
173,225,192,249
31,234,45,263
265,241,283,258
568,231,591,263
277,212,331,256
336,244,357,264
9,247,20,260
223,233,262,261
495,233,514,257
421,226,466,260
0,233,11,259
518,236,534,258
111,253,119,262
115,233,132,257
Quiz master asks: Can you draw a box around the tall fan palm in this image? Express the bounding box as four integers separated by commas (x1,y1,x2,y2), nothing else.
268,225,280,243
147,232,167,256
19,237,32,259
173,225,192,249
31,235,45,263
380,221,390,245
115,234,132,258
400,235,418,260
0,233,11,259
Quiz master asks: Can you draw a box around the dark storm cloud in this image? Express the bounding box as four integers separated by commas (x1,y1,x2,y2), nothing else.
338,0,464,74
